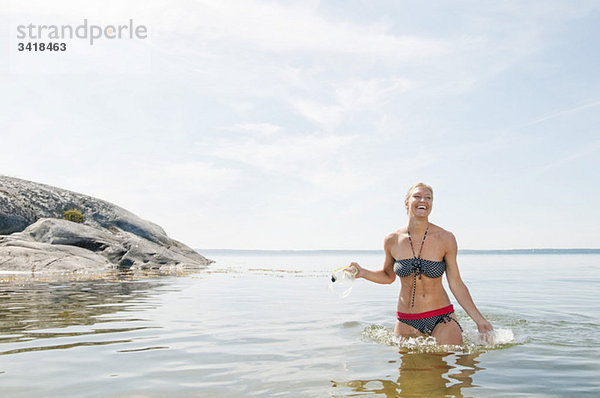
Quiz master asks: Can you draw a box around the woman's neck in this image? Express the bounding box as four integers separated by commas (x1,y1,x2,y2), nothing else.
407,217,429,234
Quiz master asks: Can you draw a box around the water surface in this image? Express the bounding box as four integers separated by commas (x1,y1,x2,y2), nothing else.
1,251,599,397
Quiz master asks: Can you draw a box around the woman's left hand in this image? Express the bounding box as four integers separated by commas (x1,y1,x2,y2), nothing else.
477,319,493,334
477,319,494,343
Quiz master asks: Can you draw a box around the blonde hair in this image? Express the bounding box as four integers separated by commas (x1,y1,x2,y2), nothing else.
405,182,434,202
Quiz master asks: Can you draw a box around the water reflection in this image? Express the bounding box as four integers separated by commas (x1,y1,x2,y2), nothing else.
333,350,484,397
0,273,165,356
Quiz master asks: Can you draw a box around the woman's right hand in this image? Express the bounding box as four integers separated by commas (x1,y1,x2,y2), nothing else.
347,262,362,278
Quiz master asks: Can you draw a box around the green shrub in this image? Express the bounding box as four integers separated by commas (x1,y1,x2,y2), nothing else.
63,209,85,223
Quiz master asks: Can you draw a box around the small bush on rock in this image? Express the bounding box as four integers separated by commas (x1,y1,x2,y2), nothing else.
63,209,85,223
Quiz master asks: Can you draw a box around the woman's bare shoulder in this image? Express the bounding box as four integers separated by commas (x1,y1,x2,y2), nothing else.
384,229,405,247
384,230,399,243
429,223,457,243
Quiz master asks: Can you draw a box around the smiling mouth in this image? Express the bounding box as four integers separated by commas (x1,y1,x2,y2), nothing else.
417,206,427,210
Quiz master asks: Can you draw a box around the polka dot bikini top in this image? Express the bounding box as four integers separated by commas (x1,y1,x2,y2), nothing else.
393,258,446,279
393,225,446,307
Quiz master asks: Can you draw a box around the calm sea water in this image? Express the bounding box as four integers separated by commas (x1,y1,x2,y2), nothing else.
1,251,599,397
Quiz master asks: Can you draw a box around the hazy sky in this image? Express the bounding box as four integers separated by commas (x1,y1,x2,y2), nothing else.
2,0,599,250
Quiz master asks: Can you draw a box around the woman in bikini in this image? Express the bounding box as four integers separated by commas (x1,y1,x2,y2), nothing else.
349,182,493,345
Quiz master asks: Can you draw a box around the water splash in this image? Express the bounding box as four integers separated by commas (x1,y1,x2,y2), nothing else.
362,324,516,353
462,327,515,347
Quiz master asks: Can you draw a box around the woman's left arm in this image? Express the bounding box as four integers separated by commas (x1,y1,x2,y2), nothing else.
444,232,493,334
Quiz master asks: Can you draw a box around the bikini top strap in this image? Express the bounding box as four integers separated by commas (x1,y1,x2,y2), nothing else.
407,224,429,259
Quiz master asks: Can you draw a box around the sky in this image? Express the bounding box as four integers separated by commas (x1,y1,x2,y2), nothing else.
1,0,599,250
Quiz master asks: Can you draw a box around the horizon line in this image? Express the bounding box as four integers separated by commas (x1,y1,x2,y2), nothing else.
196,248,600,254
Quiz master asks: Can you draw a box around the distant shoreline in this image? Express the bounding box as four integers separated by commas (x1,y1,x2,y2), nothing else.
197,248,600,255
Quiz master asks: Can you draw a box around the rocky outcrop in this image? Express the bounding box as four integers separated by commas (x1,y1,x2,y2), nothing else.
0,176,212,275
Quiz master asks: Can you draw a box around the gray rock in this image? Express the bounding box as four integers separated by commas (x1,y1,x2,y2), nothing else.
0,176,212,276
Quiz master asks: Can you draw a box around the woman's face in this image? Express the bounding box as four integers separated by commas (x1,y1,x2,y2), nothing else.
405,186,433,217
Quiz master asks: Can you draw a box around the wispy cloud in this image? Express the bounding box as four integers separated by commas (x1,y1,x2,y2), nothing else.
202,123,373,194
291,77,413,131
68,160,241,205
519,100,600,129
212,126,355,173
525,139,600,178
167,0,451,59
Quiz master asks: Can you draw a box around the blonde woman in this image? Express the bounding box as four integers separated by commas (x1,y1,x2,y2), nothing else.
350,182,493,345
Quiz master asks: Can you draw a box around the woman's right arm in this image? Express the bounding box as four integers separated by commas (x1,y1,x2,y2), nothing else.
350,234,396,285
